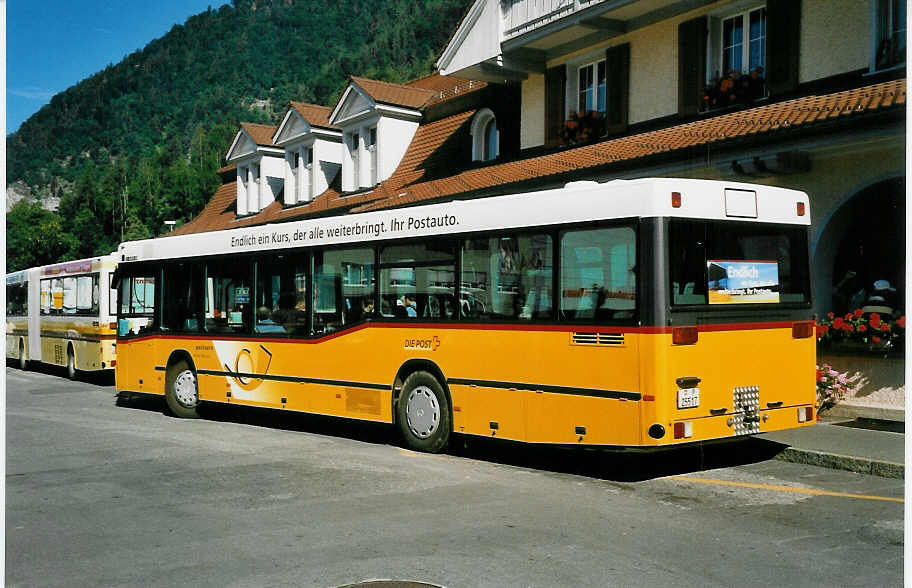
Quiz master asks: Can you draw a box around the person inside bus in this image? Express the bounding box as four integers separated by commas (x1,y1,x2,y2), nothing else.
403,293,417,317
255,305,286,333
361,298,375,319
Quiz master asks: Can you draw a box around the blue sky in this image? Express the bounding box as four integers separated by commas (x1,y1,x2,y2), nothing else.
7,1,228,134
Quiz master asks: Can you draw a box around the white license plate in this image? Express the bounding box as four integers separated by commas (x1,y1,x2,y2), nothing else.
677,387,700,409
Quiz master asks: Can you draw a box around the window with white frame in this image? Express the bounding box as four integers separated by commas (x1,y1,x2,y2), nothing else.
350,132,360,188
367,127,377,185
470,108,499,162
721,6,766,75
875,0,906,70
577,59,606,115
306,147,314,199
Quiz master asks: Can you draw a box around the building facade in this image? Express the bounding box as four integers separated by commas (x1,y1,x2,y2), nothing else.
175,0,906,318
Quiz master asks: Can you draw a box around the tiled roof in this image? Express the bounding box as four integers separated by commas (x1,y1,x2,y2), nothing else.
352,79,906,213
241,123,279,147
172,181,238,236
176,79,904,235
289,102,337,129
406,72,487,105
351,76,437,110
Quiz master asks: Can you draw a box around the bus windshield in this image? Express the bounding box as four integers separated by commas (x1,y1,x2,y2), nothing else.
669,219,810,307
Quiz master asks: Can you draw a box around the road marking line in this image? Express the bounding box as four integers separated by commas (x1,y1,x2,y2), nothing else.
667,476,904,503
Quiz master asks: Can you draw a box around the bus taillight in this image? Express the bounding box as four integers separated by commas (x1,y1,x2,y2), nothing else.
672,326,698,345
797,406,813,422
673,422,693,439
671,191,682,208
797,202,806,216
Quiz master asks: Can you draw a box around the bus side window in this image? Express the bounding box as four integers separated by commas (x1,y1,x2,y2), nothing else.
560,226,636,322
381,241,455,321
314,247,374,334
162,263,204,333
460,232,552,321
205,259,252,334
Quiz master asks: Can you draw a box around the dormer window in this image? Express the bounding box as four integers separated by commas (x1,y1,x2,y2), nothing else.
273,103,342,206
471,108,499,162
367,127,378,186
350,132,360,188
226,123,283,215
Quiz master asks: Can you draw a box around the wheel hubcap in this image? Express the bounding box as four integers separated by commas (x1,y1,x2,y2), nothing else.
174,370,198,408
406,386,440,439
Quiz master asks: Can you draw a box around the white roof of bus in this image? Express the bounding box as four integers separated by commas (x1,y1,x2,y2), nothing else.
118,178,810,263
6,253,119,282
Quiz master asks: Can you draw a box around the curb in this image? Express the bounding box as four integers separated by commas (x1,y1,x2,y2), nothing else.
824,403,905,423
774,447,904,479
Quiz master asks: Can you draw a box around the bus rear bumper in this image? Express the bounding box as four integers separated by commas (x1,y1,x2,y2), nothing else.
666,403,815,444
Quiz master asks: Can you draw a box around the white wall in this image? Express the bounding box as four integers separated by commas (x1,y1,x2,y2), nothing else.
377,117,419,184
521,73,545,149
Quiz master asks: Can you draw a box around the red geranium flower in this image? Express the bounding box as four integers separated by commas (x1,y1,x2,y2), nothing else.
827,312,835,319
844,313,854,321
899,316,906,329
858,324,867,333
832,317,846,330
881,323,891,332
873,336,882,343
869,313,881,328
853,309,864,318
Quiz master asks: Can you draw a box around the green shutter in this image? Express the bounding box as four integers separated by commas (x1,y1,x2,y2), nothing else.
766,0,801,96
605,43,630,135
678,16,707,116
545,65,567,147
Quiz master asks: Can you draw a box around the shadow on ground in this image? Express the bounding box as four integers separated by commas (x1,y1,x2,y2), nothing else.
115,393,789,483
7,360,115,387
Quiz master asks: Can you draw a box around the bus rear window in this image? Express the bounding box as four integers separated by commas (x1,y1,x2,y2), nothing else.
669,220,810,306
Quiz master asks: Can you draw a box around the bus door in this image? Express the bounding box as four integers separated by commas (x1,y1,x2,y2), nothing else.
27,269,42,362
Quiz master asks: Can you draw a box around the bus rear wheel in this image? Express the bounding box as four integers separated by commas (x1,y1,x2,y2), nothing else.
18,340,27,371
66,347,76,380
397,371,451,453
165,360,200,418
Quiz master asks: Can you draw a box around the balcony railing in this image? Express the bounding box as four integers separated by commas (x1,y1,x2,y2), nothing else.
502,0,602,39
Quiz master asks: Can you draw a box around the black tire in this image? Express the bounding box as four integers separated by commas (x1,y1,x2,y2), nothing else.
66,347,77,380
18,340,27,371
165,359,200,418
396,371,451,453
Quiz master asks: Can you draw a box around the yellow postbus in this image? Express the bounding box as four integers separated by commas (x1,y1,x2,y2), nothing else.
6,255,119,379
113,178,815,452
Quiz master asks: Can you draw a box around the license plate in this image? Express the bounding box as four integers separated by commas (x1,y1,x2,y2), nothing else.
677,387,700,409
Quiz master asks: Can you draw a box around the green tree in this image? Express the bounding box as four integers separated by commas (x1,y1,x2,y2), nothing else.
6,202,78,271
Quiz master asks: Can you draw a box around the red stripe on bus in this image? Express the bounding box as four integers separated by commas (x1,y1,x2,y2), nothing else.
115,320,800,345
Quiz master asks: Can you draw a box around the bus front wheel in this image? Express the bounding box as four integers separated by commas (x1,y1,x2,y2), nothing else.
397,371,451,453
165,360,200,418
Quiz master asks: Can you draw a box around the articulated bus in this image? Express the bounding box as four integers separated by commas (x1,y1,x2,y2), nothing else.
113,178,815,452
6,255,119,378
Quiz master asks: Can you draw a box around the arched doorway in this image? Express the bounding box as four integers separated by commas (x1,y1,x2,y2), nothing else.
813,177,905,316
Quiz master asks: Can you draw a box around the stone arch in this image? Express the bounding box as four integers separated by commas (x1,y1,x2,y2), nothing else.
811,176,905,316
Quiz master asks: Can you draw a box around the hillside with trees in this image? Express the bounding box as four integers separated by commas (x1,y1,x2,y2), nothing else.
7,0,470,271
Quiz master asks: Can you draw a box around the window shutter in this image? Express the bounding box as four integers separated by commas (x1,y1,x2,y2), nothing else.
678,15,707,116
605,43,630,135
545,64,567,147
766,0,801,97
